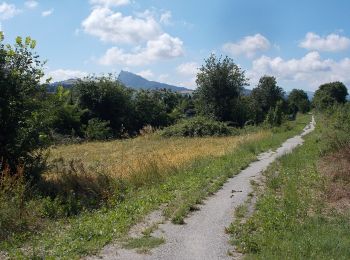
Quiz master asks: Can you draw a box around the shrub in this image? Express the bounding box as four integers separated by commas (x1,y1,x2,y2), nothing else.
84,118,112,141
324,103,350,150
0,35,48,177
160,116,238,137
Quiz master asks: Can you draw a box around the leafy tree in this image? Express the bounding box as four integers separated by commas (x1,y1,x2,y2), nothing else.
75,76,134,136
133,90,169,129
288,89,310,114
195,54,248,123
250,76,285,123
313,81,348,110
0,35,47,175
46,86,85,136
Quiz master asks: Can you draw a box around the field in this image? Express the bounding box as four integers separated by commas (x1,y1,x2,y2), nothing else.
0,115,311,259
46,131,268,180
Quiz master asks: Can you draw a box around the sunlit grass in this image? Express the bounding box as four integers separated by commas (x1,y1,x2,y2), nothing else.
46,131,269,180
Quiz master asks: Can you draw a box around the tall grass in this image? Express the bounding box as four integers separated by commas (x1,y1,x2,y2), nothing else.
46,131,268,180
230,111,350,259
0,115,311,259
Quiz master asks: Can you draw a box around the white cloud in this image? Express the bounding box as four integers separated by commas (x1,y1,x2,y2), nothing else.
89,0,130,7
223,34,270,58
160,11,172,25
99,33,183,66
46,69,88,82
248,52,350,90
25,1,38,9
41,9,53,17
82,7,161,44
0,2,21,20
176,62,199,76
137,69,154,79
299,32,350,52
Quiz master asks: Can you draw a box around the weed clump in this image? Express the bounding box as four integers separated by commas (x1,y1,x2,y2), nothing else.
160,116,238,137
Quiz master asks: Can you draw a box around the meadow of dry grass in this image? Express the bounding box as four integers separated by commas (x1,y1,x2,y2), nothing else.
47,131,270,180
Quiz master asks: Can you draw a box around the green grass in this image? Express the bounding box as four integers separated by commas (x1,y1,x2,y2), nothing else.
229,115,350,259
123,236,165,251
0,115,311,259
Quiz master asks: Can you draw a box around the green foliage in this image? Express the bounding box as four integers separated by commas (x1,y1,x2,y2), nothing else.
133,90,170,129
194,54,248,123
230,114,350,259
46,86,85,136
0,35,47,176
288,89,311,114
0,115,309,258
75,75,134,136
160,116,237,137
313,81,348,110
84,118,112,141
250,76,285,123
322,103,350,150
264,100,284,126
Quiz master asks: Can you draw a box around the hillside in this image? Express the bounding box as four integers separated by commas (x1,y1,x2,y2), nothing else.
47,71,194,94
117,70,191,93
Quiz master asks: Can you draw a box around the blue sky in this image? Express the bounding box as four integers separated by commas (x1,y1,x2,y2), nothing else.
1,0,350,91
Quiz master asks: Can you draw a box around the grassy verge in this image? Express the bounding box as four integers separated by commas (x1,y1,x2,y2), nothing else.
229,115,350,259
0,115,310,259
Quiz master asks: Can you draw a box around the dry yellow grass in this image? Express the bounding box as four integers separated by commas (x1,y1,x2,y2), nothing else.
47,131,269,180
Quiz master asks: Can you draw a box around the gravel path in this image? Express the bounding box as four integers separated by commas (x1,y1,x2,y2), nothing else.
88,117,315,260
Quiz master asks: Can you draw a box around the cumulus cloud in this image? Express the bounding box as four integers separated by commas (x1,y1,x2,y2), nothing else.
42,9,53,17
176,62,199,76
82,7,161,44
248,52,350,90
223,34,270,58
24,1,38,9
99,33,183,66
0,2,21,20
46,69,88,82
89,0,130,7
299,32,350,52
83,2,184,66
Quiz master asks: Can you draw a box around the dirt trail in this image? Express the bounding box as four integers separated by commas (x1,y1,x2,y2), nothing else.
88,117,315,260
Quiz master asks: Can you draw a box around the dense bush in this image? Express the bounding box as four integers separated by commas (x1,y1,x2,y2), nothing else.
313,81,348,110
323,103,350,150
84,118,112,141
0,35,48,176
160,116,237,137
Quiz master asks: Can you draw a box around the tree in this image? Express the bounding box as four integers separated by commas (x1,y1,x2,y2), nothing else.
75,76,134,136
194,54,248,123
250,76,285,123
133,90,170,129
288,89,310,114
0,35,47,175
313,81,348,110
46,86,85,136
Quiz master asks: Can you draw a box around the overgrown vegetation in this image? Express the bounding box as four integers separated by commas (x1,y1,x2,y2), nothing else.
1,34,347,259
0,115,310,258
160,116,237,137
229,104,350,259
